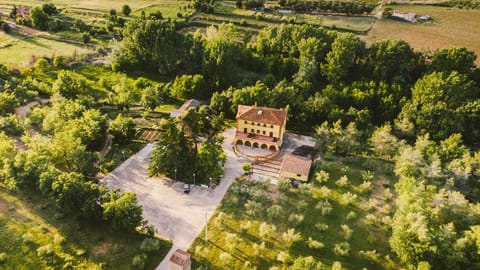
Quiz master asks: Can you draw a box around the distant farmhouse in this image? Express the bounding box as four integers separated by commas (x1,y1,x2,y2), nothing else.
170,99,201,118
18,6,30,19
234,104,287,152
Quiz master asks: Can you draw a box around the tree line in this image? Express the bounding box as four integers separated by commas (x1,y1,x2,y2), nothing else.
111,19,480,147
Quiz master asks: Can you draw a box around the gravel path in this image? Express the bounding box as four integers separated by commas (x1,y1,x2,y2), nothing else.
100,128,244,270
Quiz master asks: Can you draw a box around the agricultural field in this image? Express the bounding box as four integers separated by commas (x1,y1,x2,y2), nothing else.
0,189,171,269
366,5,480,63
0,0,192,16
0,32,92,68
192,0,376,33
190,154,401,269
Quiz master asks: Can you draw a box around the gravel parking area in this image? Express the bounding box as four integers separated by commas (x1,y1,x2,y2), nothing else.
101,128,243,269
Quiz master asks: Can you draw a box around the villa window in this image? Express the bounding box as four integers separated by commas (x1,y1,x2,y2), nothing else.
269,132,273,137
257,130,260,133
263,131,266,135
263,124,266,127
297,174,302,177
270,125,273,128
251,129,254,132
244,128,247,133
244,121,247,124
257,123,260,126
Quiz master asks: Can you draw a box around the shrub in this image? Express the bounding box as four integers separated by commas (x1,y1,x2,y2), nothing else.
53,55,65,68
333,242,350,256
276,251,290,263
37,244,54,257
298,183,311,195
315,223,329,231
288,213,304,226
267,204,283,219
341,224,353,240
356,181,373,195
242,163,252,175
240,220,251,233
22,233,35,244
278,178,291,192
259,222,276,238
245,200,262,217
307,237,324,249
225,233,239,252
332,261,344,270
219,252,232,265
194,245,209,257
317,186,332,198
132,253,148,269
315,170,330,184
0,252,6,263
275,192,289,205
315,200,333,216
365,214,377,225
282,228,302,247
140,238,161,252
335,175,349,187
346,211,357,220
252,241,265,256
0,114,24,136
361,170,374,182
34,58,50,73
383,188,393,201
53,234,65,245
339,192,357,206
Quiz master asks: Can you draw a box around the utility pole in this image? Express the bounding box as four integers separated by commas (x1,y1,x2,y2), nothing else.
205,210,208,241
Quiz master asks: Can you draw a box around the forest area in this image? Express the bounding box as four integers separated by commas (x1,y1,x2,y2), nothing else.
0,2,479,269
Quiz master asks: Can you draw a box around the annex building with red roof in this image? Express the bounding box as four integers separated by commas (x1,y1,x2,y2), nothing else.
234,104,288,152
279,153,312,182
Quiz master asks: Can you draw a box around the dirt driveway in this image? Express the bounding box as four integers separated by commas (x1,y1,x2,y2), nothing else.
100,128,244,269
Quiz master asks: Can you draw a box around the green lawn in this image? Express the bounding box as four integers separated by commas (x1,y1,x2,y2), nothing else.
366,4,480,64
0,189,171,269
0,32,92,68
190,154,401,269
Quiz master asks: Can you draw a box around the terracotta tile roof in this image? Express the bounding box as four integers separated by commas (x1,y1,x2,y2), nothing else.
170,249,190,266
280,153,312,177
236,105,287,126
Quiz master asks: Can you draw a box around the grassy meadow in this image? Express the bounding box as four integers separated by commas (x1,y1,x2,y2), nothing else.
0,32,92,68
366,5,480,64
0,0,191,15
192,0,376,33
0,189,172,269
190,154,401,269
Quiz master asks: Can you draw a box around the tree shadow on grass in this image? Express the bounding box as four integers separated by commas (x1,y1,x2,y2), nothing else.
8,190,170,269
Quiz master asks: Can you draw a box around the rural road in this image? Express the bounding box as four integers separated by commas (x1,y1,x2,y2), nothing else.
101,128,243,270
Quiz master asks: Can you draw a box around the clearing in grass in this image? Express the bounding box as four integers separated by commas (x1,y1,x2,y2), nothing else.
0,32,92,68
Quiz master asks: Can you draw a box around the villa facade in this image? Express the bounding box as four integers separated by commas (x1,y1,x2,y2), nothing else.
234,105,287,152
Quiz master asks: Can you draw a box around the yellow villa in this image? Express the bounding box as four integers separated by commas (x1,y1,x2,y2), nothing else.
234,104,287,152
